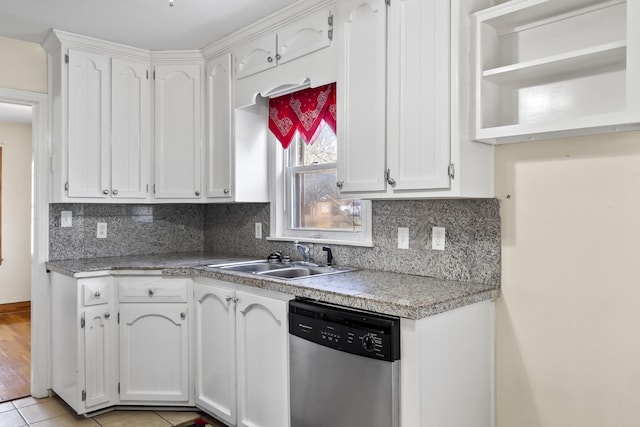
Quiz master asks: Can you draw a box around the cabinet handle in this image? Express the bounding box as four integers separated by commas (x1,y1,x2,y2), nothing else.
223,188,229,194
112,189,118,195
233,297,239,303
225,296,233,302
195,190,200,196
104,312,110,319
336,181,344,189
180,312,186,320
148,289,154,296
103,189,109,195
267,56,273,63
275,53,281,60
94,291,101,298
385,169,396,186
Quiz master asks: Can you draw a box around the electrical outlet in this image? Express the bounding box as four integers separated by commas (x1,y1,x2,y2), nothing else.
432,226,445,251
398,227,409,250
97,222,107,239
255,222,262,239
61,211,72,227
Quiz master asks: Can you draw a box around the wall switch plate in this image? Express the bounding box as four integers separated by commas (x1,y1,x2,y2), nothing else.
398,227,409,249
432,226,445,251
61,211,72,227
255,222,262,239
97,222,107,239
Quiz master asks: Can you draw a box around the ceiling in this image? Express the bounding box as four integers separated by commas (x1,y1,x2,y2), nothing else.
0,0,300,51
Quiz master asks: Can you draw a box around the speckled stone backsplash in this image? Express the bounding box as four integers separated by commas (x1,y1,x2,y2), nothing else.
49,200,500,284
203,199,501,285
49,204,205,260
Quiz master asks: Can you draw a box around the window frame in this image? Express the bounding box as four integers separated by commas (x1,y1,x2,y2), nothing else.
268,130,372,247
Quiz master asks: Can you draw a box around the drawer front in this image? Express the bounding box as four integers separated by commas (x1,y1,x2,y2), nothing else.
118,278,189,303
82,278,112,306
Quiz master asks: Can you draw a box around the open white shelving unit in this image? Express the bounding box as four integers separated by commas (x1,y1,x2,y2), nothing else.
472,0,640,144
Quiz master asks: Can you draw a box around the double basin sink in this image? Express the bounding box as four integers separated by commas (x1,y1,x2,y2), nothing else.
207,260,356,280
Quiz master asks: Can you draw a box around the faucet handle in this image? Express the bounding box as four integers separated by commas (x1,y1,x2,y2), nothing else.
267,252,282,262
322,246,333,266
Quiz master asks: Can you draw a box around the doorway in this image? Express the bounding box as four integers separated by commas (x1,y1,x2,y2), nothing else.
0,104,33,401
0,88,49,400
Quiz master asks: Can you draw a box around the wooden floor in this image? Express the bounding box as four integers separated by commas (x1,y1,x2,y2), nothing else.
0,302,30,402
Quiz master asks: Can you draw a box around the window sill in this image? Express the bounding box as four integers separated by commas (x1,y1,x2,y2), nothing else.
266,235,373,248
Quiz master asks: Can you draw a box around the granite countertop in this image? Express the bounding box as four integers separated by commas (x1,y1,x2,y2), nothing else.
46,252,500,320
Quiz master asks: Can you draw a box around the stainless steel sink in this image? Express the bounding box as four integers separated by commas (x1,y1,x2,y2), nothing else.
207,260,356,280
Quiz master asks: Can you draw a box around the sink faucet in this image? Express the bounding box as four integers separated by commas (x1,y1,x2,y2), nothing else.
294,241,311,263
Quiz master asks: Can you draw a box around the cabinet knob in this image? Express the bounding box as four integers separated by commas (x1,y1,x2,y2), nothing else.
103,189,109,195
148,289,154,296
267,56,274,63
225,296,233,302
104,312,110,319
223,188,229,194
195,190,200,196
94,291,101,298
336,181,344,189
180,312,186,320
112,189,118,195
275,53,281,60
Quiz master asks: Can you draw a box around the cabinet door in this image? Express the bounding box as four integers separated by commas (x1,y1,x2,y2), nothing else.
194,282,236,425
336,0,388,194
67,49,110,198
236,291,289,427
386,0,451,192
111,58,151,199
82,305,117,411
234,33,277,79
154,64,202,199
206,54,233,199
119,303,190,402
277,8,333,65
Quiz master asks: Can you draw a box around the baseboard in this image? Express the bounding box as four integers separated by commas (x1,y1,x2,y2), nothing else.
0,301,31,314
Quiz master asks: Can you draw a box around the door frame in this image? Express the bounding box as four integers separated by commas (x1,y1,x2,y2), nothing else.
0,88,50,398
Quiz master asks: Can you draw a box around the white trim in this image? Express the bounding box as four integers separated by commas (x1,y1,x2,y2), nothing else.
0,88,50,398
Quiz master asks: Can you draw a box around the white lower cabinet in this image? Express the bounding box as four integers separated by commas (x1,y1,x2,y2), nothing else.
194,279,293,427
51,273,118,414
117,276,192,404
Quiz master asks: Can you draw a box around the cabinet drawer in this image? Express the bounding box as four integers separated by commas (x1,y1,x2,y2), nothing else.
81,278,112,307
118,278,189,303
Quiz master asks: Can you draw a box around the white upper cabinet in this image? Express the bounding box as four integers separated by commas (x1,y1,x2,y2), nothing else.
233,8,333,80
234,33,278,79
473,0,640,144
111,58,151,199
386,0,451,192
66,49,111,199
336,0,494,198
153,63,203,199
336,0,388,194
206,54,233,200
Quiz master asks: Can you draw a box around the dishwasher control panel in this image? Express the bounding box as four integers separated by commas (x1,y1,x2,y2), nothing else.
289,299,400,361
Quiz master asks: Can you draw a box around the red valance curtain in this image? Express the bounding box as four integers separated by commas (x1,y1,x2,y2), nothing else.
268,82,336,149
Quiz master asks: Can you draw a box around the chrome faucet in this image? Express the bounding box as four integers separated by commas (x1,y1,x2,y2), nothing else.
294,241,311,263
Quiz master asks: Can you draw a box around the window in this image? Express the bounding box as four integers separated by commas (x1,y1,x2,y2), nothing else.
268,85,372,246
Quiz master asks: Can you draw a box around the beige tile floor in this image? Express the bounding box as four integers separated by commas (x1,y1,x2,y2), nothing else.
0,395,226,427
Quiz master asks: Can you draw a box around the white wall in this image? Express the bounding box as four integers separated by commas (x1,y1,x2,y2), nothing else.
0,122,32,303
495,131,640,426
0,36,47,93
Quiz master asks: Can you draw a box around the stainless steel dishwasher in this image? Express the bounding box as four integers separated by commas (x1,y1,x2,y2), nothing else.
289,298,401,427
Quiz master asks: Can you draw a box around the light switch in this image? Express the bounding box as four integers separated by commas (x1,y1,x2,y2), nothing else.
61,211,72,227
398,227,409,250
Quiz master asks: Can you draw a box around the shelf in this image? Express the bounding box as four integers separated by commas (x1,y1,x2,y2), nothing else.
482,41,626,84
